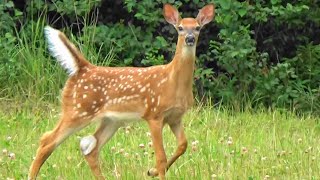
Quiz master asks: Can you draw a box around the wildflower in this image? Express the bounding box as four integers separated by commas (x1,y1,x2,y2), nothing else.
211,174,217,179
146,132,151,137
8,152,15,160
261,156,267,161
227,140,233,146
52,164,57,168
254,149,258,154
125,126,131,134
2,149,8,155
119,148,125,154
124,152,129,157
241,147,248,154
297,138,302,143
125,126,131,131
227,137,233,146
6,136,12,141
111,146,116,152
139,144,145,149
148,142,153,147
264,175,270,179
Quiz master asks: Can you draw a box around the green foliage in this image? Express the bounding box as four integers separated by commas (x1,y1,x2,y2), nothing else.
203,0,320,113
85,23,168,66
0,0,319,114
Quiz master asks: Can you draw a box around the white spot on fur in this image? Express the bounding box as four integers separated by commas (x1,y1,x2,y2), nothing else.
157,96,161,106
140,86,146,92
79,112,88,117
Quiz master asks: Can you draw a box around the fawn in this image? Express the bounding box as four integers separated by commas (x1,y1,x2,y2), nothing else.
28,3,214,180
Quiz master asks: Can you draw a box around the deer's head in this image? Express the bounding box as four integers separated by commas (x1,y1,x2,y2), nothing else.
163,4,215,46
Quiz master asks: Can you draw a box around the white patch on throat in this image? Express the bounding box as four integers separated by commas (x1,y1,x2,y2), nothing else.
181,46,196,59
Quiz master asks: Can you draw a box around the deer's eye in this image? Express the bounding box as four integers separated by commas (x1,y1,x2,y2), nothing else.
195,26,201,31
178,26,183,31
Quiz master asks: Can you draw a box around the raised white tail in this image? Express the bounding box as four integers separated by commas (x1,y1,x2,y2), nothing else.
44,26,89,76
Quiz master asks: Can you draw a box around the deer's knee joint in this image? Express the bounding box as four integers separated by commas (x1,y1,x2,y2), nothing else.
39,131,53,146
179,140,188,154
80,135,97,155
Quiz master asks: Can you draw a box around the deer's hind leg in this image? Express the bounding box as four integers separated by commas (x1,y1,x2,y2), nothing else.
81,118,120,179
29,113,91,179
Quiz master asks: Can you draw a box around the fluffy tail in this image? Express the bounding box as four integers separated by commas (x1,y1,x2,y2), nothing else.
44,26,90,76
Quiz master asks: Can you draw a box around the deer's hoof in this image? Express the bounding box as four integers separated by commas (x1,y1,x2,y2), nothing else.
147,168,159,177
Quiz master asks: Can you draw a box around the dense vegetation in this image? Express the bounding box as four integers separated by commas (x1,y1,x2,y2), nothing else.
0,0,319,114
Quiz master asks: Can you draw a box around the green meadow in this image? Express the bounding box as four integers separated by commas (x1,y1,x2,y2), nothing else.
1,104,319,179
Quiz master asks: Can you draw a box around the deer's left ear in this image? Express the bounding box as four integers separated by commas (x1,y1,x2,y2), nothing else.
163,4,181,26
196,4,215,27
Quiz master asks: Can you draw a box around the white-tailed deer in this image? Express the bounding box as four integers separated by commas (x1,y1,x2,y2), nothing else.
28,4,214,180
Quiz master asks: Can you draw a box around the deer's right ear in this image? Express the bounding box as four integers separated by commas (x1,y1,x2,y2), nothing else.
163,4,180,26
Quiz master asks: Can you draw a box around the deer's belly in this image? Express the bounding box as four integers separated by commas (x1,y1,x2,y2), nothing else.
103,111,143,124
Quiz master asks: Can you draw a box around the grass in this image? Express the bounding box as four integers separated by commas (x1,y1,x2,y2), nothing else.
0,14,114,103
1,104,320,179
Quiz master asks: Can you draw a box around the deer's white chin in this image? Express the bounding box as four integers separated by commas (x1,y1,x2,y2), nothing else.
186,42,195,46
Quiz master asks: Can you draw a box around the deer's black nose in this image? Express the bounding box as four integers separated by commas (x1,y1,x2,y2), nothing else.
185,34,195,46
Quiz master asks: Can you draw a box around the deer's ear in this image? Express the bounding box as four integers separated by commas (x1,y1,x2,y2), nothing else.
163,4,181,26
196,4,215,26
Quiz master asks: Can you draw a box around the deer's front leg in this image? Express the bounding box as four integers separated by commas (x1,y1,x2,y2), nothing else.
167,120,187,170
147,119,167,180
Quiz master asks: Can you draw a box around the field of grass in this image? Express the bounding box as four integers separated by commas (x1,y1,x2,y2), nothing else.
1,103,319,179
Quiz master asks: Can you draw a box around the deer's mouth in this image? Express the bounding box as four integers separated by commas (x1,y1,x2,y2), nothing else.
186,40,195,46
185,34,195,46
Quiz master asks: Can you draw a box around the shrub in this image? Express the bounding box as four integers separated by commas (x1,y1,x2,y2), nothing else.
0,0,319,114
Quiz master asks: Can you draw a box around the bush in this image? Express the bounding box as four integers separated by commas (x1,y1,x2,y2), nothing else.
0,0,319,114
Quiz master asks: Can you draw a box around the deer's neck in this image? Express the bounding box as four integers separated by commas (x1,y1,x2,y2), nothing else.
169,37,196,92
